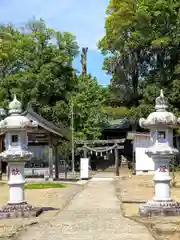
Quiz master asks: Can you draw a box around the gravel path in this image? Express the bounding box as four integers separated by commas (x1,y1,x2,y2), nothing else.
17,172,154,240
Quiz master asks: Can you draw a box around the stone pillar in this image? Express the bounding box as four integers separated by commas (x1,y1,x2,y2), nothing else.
151,129,173,202
8,162,25,204
153,156,171,201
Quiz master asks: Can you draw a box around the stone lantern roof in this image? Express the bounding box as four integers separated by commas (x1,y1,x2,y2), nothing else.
0,95,38,130
139,90,180,129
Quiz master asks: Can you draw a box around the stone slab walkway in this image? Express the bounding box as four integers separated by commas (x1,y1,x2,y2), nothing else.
17,172,154,240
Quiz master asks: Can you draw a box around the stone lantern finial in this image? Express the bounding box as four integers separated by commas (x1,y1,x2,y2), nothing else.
155,89,168,112
8,94,22,115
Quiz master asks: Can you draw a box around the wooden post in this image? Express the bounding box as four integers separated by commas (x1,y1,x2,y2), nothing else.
48,134,54,180
65,161,68,179
115,146,119,176
54,145,59,180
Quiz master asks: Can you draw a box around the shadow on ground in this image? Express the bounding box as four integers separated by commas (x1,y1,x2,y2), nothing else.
41,207,59,212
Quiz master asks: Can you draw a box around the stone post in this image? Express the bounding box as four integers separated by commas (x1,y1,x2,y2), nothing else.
8,162,25,204
153,155,172,201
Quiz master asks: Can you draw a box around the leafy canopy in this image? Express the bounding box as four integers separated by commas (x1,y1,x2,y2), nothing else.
99,0,180,121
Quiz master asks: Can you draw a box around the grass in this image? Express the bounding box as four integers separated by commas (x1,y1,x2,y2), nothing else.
25,182,67,189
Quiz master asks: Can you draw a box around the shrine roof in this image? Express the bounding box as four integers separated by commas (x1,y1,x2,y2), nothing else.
104,118,130,130
22,107,71,140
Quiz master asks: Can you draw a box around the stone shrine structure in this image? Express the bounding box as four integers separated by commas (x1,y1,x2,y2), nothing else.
139,90,180,216
0,95,42,218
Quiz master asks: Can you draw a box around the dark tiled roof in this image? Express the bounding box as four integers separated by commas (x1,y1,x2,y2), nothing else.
22,107,71,140
104,118,130,130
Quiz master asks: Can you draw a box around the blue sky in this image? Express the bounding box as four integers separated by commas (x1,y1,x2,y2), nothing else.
0,0,111,86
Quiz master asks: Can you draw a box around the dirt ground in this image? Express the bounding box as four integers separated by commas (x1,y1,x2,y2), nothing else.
0,181,83,240
118,168,180,240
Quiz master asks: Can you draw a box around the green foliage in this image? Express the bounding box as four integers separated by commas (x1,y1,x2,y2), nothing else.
99,0,180,119
0,18,110,158
0,25,13,60
103,106,130,120
0,19,79,128
70,74,108,140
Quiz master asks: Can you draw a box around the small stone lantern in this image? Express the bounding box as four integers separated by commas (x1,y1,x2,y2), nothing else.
0,95,42,218
139,90,180,216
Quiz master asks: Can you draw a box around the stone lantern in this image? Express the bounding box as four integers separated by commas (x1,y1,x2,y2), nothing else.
0,95,42,218
139,90,180,216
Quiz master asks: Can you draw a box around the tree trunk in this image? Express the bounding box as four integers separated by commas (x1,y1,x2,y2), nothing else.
81,47,88,77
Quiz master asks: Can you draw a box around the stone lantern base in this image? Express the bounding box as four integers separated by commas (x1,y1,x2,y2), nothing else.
139,200,180,217
0,202,42,219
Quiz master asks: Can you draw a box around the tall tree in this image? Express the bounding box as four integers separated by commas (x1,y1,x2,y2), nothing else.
99,0,144,107
99,0,180,119
70,74,108,140
0,19,79,127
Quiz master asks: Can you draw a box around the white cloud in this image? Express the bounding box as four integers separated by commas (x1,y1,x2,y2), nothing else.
0,0,109,50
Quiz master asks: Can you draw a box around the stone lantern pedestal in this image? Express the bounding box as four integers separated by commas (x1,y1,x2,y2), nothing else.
0,95,42,219
8,161,26,204
139,90,180,216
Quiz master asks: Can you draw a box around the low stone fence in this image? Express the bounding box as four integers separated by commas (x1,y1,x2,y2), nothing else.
25,168,48,177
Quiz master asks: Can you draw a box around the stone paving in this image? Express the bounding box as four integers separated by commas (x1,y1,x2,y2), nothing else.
17,172,154,240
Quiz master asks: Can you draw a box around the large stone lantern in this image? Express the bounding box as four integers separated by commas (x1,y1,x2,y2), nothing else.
139,90,180,216
0,95,42,218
